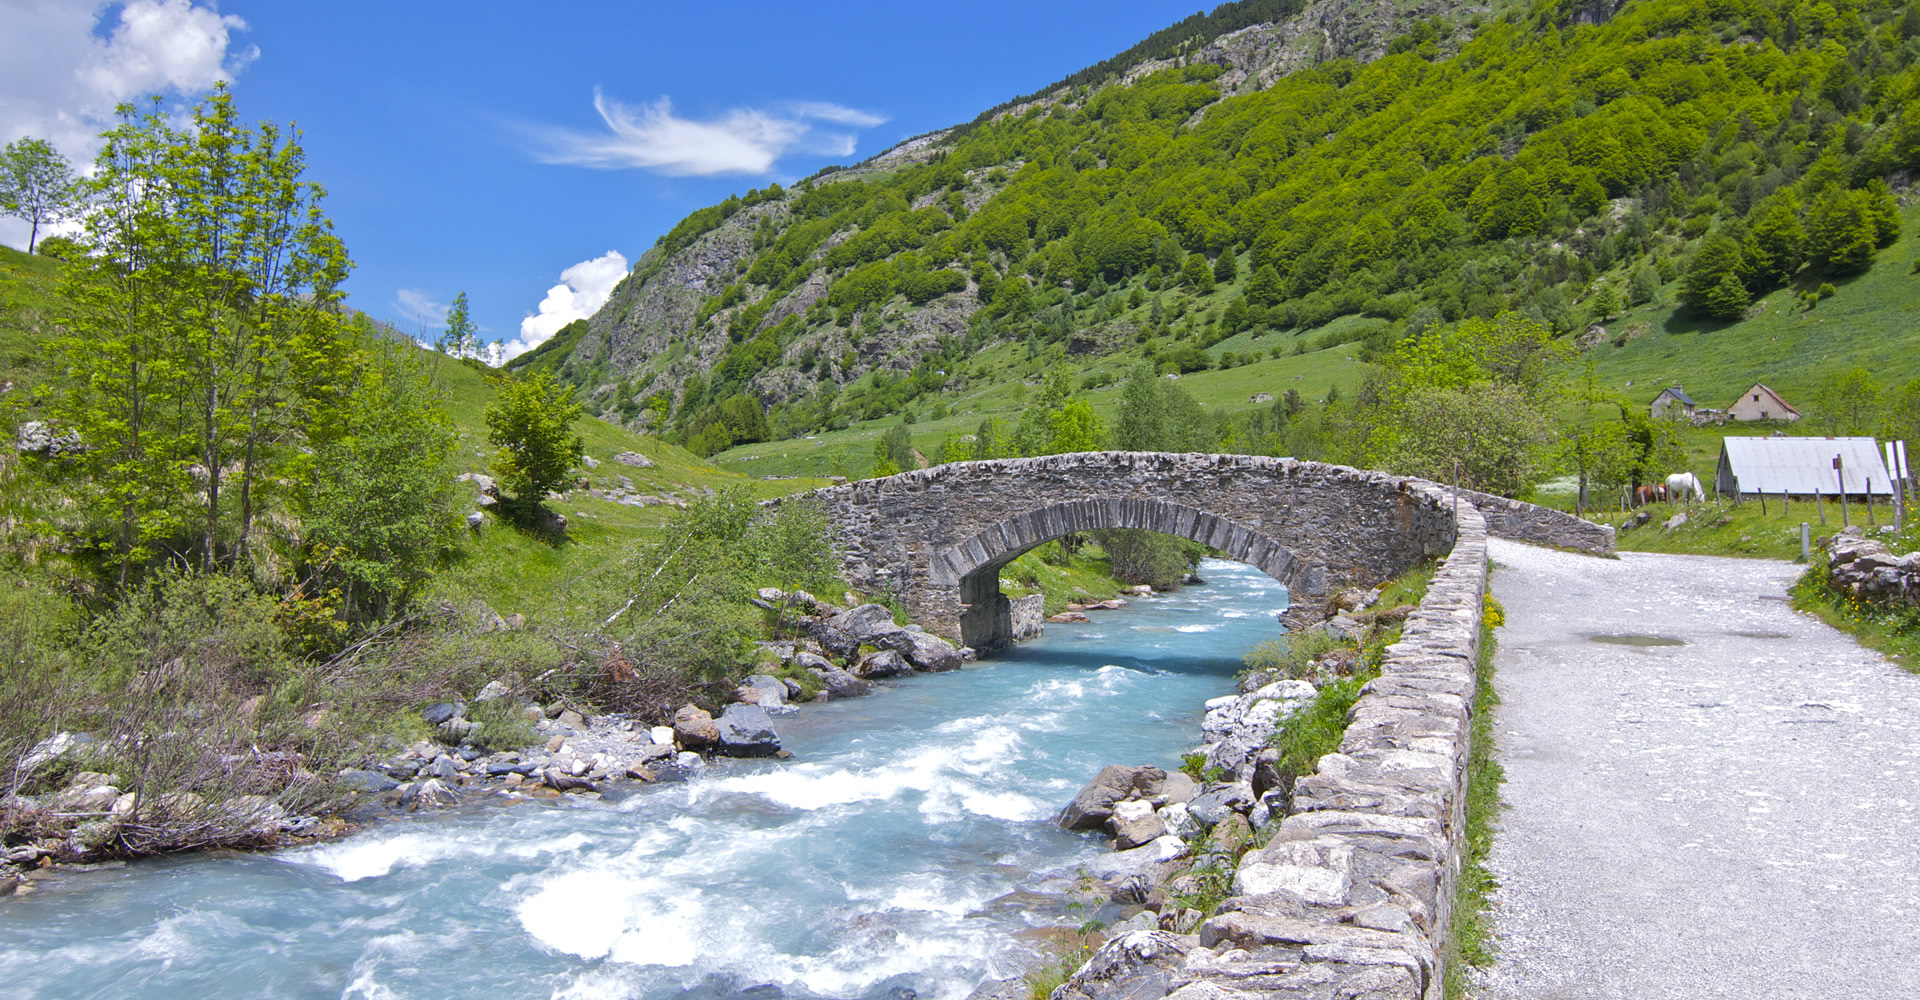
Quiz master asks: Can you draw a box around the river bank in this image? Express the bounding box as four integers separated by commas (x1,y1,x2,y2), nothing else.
0,559,1285,999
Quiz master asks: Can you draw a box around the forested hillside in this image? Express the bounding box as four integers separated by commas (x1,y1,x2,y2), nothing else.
527,0,1920,469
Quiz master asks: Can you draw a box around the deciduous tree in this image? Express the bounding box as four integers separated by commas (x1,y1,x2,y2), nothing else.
0,137,77,254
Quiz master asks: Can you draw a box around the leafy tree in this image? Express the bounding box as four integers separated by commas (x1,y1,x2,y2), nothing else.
440,291,477,357
1046,397,1106,453
1588,286,1620,322
485,371,585,508
0,137,78,254
1181,252,1215,292
46,86,351,577
1681,235,1747,318
1385,383,1554,497
1814,367,1883,435
1797,185,1889,272
1086,528,1200,589
1628,267,1660,306
881,421,915,470
1212,249,1238,284
1742,194,1804,287
297,329,457,621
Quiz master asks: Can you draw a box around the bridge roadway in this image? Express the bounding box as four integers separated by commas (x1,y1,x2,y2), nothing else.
1475,539,1920,998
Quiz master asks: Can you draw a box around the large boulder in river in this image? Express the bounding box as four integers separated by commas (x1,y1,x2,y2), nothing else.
713,704,781,757
1056,765,1168,831
820,668,871,699
673,704,720,749
875,629,963,672
852,649,910,679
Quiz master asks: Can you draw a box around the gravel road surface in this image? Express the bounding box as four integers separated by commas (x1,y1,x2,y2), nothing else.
1473,538,1920,999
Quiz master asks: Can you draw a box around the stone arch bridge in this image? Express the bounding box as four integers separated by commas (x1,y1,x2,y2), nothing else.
788,453,1611,650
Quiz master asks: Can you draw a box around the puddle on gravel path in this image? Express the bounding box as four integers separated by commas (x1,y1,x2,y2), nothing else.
1588,634,1688,647
1731,631,1792,640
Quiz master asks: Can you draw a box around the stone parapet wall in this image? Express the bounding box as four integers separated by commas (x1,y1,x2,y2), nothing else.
1185,505,1485,999
1456,487,1614,556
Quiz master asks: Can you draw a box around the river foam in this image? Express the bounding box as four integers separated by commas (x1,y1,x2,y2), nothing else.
0,559,1285,1000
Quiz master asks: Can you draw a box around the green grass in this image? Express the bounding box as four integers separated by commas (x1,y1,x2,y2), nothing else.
1583,495,1901,561
1445,593,1507,998
1581,200,1920,423
1790,557,1920,673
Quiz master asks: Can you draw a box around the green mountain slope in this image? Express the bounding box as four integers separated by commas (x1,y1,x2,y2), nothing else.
531,0,1920,474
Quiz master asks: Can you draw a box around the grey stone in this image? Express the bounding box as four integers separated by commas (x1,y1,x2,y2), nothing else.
1009,594,1046,641
820,668,872,699
738,675,796,714
774,454,1606,650
1185,782,1255,827
611,451,654,468
421,702,466,726
791,650,835,673
876,628,964,672
408,778,459,810
1057,765,1168,831
336,769,398,793
1109,799,1166,850
852,649,910,679
1051,930,1194,1000
475,680,510,702
712,704,781,757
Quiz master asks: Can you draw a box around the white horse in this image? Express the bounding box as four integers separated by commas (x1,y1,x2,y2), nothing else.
1665,471,1705,502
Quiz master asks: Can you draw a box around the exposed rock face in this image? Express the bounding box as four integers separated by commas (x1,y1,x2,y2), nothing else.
1110,799,1167,850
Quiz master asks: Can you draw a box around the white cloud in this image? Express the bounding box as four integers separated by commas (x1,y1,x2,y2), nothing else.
394,288,448,328
0,0,254,250
523,88,886,177
501,250,629,361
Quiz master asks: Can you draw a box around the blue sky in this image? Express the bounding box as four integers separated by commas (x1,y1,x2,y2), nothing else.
1,0,1208,358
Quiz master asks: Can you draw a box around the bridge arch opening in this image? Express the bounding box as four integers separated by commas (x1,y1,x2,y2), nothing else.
929,498,1318,651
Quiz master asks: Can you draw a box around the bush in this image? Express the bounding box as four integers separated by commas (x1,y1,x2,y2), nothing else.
1086,529,1202,589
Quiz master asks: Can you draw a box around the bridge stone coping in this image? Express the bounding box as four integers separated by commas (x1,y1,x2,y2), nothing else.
785,451,1609,651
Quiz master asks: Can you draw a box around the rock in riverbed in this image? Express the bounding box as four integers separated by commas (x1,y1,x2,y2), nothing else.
713,704,781,757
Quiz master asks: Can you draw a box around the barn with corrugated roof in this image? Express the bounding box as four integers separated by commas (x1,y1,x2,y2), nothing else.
1714,436,1893,497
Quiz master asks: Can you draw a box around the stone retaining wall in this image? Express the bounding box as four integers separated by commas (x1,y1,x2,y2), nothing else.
1046,504,1491,1000
1822,528,1919,602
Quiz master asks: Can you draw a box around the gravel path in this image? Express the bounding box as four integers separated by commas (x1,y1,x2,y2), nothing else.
1473,539,1920,999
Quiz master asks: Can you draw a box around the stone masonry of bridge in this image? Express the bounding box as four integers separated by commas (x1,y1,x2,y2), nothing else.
795,452,1612,651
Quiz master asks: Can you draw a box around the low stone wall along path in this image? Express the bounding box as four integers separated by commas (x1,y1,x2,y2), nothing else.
1475,540,1920,999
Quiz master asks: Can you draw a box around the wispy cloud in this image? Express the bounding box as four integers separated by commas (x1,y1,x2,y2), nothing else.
500,250,629,361
394,288,447,328
521,88,886,177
